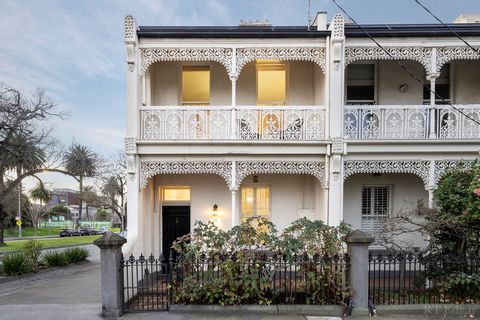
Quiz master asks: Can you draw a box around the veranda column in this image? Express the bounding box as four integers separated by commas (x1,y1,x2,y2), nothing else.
230,76,238,139
327,14,345,226
230,161,238,227
230,48,238,140
428,74,438,138
231,190,238,227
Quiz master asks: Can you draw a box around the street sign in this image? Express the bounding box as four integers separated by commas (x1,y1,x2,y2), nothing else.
16,220,22,226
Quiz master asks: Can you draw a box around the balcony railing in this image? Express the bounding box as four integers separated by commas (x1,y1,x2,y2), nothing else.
344,104,480,140
140,106,326,141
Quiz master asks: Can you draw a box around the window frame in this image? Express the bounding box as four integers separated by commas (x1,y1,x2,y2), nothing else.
240,184,272,222
346,62,377,105
180,64,211,106
361,185,393,218
160,186,191,205
255,60,288,106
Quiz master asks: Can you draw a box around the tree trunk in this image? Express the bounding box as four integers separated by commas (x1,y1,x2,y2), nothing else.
0,203,5,246
78,176,83,227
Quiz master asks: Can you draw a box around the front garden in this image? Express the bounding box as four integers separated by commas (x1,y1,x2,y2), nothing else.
0,239,90,277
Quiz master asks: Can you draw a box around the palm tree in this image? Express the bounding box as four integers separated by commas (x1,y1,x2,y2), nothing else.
28,181,52,234
63,143,98,226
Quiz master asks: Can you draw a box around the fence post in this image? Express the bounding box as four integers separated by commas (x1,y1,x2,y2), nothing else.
94,231,127,318
346,229,374,316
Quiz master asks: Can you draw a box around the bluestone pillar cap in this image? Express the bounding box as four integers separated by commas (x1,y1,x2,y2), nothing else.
345,229,374,244
94,231,127,248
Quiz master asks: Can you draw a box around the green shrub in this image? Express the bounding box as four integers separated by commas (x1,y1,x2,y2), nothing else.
442,272,480,303
23,240,43,270
172,218,352,306
64,247,89,263
42,251,68,267
2,251,34,276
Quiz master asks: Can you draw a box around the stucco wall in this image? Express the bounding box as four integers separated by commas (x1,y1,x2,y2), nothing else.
150,61,230,106
453,61,480,104
377,61,425,105
343,173,428,248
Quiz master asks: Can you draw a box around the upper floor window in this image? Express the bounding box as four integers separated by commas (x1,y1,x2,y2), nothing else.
346,64,375,104
182,66,210,105
256,60,286,105
423,63,450,104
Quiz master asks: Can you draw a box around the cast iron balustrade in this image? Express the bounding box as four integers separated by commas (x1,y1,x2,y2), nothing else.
344,104,480,140
140,106,326,141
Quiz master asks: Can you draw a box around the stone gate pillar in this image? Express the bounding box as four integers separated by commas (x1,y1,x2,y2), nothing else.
94,232,127,318
346,229,374,316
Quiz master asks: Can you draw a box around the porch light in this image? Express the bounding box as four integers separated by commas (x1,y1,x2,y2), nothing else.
212,204,218,216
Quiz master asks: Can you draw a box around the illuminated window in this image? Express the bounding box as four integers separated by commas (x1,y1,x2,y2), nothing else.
182,66,210,105
162,187,191,202
256,60,286,105
241,186,270,226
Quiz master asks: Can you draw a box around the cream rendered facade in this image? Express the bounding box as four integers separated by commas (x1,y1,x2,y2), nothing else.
123,14,480,256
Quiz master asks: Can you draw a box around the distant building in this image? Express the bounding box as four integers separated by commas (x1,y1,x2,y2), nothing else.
47,188,79,209
454,14,480,24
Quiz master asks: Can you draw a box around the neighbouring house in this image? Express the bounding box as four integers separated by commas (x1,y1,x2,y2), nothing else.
123,13,480,257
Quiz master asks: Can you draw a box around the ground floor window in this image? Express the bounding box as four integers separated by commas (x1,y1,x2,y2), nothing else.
361,185,391,237
241,186,270,227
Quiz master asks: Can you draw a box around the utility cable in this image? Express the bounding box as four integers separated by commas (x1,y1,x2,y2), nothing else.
414,0,480,56
331,0,480,127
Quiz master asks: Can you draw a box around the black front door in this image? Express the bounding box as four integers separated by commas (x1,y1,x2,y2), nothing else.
162,206,190,262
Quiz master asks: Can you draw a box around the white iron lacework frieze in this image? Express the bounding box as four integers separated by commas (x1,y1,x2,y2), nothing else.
234,161,325,189
139,161,232,189
434,160,473,185
235,47,326,76
436,47,480,74
140,48,233,75
343,160,430,187
124,137,136,153
344,47,432,74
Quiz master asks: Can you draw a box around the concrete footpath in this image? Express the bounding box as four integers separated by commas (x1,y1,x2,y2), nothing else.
0,245,475,320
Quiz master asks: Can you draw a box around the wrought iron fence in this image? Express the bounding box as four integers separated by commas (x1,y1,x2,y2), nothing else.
121,254,172,312
171,252,350,305
121,252,350,311
369,252,480,305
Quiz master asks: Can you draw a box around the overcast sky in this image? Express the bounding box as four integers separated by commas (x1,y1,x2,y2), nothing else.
1,0,479,190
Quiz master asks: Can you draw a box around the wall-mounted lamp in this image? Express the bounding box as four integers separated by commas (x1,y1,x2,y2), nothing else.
211,204,218,216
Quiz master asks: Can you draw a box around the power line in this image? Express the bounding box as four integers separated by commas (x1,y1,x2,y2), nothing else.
331,0,480,127
414,0,480,56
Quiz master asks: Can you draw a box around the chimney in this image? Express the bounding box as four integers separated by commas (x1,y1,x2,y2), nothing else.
311,11,327,31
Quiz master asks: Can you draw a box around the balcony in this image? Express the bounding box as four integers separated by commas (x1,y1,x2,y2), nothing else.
344,105,480,140
140,106,326,141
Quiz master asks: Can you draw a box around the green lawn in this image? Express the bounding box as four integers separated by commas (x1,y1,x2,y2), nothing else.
4,227,64,238
4,227,120,238
0,235,101,253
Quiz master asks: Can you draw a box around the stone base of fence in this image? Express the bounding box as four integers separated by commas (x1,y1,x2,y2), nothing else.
375,304,480,317
169,304,345,316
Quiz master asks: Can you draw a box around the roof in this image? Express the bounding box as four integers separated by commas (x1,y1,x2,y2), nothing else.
137,23,480,39
137,26,330,38
345,23,480,37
